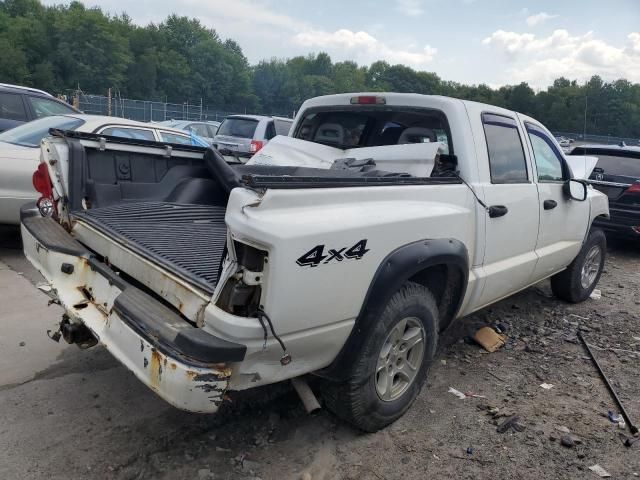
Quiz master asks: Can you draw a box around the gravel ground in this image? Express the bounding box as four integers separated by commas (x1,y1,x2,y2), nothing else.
0,227,639,480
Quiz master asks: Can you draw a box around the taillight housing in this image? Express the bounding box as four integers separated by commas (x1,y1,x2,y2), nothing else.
249,140,264,154
626,182,640,194
32,163,56,218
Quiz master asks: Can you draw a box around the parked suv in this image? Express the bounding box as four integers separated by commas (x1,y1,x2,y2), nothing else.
213,115,292,160
0,83,79,133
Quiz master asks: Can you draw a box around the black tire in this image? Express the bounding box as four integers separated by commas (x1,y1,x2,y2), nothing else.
323,282,438,432
551,229,606,303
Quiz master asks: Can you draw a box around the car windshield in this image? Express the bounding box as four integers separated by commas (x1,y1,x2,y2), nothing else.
0,115,84,147
217,117,258,138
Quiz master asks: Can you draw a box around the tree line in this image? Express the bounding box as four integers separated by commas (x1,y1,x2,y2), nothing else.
2,0,639,137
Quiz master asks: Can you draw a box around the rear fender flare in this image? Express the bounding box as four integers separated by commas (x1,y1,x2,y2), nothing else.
318,238,468,382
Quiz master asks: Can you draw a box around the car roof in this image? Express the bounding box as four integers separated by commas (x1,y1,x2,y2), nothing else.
0,83,54,97
69,114,189,135
225,114,274,122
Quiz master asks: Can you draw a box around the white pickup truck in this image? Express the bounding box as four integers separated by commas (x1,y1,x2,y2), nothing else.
22,93,608,432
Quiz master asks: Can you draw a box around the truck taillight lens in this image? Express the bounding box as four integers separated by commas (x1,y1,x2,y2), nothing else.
249,140,264,154
350,95,386,105
625,182,640,195
32,163,56,217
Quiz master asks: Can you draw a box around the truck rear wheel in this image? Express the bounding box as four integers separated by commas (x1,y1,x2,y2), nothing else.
550,229,606,303
323,282,438,432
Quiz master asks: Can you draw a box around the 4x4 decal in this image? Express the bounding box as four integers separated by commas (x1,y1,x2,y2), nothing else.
296,239,369,267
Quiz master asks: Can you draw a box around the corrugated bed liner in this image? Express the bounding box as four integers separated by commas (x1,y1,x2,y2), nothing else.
73,202,227,294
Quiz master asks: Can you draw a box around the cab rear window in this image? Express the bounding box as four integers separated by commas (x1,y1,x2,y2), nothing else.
293,108,452,153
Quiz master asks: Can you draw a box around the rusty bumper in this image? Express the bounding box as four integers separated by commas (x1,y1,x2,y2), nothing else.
21,217,245,413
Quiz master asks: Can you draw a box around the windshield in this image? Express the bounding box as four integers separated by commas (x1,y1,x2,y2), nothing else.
217,117,258,138
0,115,84,147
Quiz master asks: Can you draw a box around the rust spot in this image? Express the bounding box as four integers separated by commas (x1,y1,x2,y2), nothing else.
170,363,177,370
149,349,163,388
185,370,198,380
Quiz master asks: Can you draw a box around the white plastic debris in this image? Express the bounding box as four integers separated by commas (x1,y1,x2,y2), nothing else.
588,464,611,478
37,283,52,293
590,289,602,300
448,387,466,399
540,383,554,390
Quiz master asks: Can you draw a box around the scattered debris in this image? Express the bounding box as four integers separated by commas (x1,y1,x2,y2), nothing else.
580,331,639,435
588,464,611,478
539,383,554,390
560,435,575,448
466,447,473,455
590,289,602,300
464,392,487,399
608,411,627,428
474,326,506,353
18,341,26,347
555,426,571,434
448,387,466,400
497,415,525,434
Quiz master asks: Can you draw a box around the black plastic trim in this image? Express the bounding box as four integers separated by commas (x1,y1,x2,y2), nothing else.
241,175,461,189
21,216,89,257
317,238,468,382
113,286,246,365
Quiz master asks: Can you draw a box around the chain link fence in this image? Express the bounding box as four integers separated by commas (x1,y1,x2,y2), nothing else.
71,93,260,123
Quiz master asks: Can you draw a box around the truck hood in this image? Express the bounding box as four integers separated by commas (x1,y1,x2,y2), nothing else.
248,136,444,177
565,155,598,181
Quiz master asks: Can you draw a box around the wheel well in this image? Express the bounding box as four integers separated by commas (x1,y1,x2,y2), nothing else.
408,264,465,331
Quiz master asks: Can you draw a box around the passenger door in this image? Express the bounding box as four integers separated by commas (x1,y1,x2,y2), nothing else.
522,120,590,279
476,113,540,307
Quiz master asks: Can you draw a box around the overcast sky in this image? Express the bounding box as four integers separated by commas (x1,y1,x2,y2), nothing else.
43,0,640,89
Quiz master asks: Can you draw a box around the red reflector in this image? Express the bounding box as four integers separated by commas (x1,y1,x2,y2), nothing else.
249,140,264,154
32,163,53,197
626,183,640,194
350,96,386,105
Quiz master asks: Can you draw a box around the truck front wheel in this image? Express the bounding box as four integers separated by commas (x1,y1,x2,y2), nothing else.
323,282,438,432
550,229,606,303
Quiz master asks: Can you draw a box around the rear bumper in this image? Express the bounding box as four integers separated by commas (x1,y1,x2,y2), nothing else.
21,216,246,413
594,207,640,238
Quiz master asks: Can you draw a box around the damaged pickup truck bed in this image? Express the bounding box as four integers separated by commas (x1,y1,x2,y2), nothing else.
22,93,609,432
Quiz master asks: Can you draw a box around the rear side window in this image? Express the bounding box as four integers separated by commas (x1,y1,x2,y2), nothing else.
217,118,258,138
0,92,28,121
101,127,155,141
159,131,193,144
265,121,276,140
482,113,528,184
28,96,76,118
190,123,210,137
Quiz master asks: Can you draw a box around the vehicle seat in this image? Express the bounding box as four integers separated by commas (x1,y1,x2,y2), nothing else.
397,127,437,144
314,123,345,146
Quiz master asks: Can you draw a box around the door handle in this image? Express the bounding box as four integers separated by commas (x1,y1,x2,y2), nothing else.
488,205,508,218
543,199,557,210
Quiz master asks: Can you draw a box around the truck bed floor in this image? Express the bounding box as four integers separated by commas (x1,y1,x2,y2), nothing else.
73,202,226,294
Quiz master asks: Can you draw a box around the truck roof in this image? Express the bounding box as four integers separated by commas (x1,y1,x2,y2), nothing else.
298,92,517,118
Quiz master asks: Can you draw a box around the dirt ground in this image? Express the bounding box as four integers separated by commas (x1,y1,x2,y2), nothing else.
1,227,639,480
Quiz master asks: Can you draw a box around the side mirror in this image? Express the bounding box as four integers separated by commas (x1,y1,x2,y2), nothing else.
564,179,587,201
